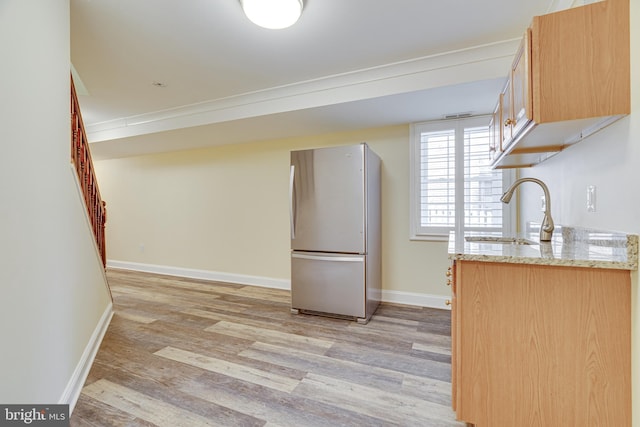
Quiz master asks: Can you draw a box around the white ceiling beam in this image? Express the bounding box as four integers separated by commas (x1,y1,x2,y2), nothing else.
86,39,520,143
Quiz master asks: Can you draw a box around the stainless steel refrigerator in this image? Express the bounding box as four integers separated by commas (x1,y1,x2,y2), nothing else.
289,143,381,323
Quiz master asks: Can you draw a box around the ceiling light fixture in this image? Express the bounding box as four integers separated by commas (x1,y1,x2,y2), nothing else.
240,0,303,30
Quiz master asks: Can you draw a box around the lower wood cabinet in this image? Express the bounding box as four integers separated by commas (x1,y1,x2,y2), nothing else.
451,260,631,427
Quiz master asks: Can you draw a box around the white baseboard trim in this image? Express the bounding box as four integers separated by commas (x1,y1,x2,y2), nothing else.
107,260,450,310
381,289,451,310
107,260,290,290
60,302,114,413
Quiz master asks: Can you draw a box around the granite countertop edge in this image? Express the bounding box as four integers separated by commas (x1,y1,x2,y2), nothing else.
448,226,639,271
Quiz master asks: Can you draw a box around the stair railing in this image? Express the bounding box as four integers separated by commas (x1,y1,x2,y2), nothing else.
70,76,106,267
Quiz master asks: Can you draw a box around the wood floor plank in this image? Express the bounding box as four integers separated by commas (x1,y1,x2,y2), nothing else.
111,296,177,320
154,346,301,393
81,379,226,427
114,311,158,324
205,320,334,353
229,285,292,304
110,272,239,296
412,341,451,356
295,373,463,426
71,394,152,427
84,340,207,388
325,341,452,382
112,285,217,307
77,360,264,426
401,373,455,406
364,314,421,327
114,278,232,306
287,314,426,354
239,341,405,391
413,331,452,348
192,284,291,304
346,314,452,351
189,298,253,314
182,307,288,330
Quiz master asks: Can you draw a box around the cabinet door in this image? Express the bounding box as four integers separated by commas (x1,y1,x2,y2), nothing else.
449,262,458,412
455,261,631,426
531,2,629,123
510,30,532,138
499,31,531,156
500,79,512,150
488,96,502,162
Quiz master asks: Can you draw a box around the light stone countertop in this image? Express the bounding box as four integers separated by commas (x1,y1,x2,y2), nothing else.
448,225,638,271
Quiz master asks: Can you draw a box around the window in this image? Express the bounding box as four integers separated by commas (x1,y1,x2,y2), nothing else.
410,117,513,241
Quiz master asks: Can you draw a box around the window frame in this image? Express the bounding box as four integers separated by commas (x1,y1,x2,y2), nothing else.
409,116,515,241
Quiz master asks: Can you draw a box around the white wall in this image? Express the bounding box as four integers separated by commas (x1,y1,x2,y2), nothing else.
0,0,112,405
519,0,639,423
95,125,452,305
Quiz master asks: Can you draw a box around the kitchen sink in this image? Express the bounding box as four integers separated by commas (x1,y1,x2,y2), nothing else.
465,236,535,245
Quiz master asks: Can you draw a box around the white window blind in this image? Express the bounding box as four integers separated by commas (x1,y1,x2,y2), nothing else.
410,117,510,240
463,126,504,231
419,129,456,229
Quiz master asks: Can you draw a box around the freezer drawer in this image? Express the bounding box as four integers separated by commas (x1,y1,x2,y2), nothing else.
291,252,366,319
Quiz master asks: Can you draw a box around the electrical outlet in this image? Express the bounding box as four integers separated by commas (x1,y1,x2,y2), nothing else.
139,244,145,253
587,185,596,212
540,195,546,212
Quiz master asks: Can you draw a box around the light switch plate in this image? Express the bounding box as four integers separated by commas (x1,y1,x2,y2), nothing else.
587,185,596,212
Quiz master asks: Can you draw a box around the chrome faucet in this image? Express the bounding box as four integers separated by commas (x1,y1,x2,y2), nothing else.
501,177,554,242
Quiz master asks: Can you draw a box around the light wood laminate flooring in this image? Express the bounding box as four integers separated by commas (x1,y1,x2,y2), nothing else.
71,269,463,426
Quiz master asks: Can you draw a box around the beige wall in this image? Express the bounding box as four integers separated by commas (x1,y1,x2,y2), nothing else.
519,0,639,423
95,125,451,299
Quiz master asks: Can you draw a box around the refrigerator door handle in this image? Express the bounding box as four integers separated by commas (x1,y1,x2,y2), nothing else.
289,164,296,239
292,253,364,263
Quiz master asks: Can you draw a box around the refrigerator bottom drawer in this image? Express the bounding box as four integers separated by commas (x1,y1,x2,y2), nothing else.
291,252,366,318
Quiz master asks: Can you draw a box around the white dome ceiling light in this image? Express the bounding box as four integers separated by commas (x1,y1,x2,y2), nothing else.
241,0,304,30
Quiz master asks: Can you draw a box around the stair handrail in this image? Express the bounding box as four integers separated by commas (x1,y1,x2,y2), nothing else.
70,76,106,267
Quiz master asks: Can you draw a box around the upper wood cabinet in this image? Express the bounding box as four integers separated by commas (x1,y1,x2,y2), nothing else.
491,0,630,169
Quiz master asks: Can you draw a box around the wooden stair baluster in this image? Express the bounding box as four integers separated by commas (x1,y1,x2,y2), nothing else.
70,75,107,268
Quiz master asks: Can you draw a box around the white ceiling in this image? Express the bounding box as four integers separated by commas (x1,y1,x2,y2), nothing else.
71,0,572,160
